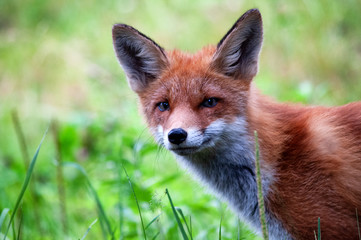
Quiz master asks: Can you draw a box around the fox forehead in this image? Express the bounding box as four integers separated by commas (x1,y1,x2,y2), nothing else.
139,47,250,102
140,47,217,100
137,48,251,129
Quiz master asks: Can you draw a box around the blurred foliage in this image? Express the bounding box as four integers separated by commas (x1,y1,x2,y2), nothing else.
0,0,361,239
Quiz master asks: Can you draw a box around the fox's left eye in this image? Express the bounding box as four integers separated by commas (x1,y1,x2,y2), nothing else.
201,97,219,108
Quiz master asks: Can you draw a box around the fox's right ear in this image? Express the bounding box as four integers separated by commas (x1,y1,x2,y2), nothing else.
112,24,169,93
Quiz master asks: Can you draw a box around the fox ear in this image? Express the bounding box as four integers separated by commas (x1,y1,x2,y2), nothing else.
211,9,263,81
112,24,169,93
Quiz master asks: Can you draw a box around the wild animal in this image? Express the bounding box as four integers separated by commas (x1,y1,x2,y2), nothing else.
112,9,361,239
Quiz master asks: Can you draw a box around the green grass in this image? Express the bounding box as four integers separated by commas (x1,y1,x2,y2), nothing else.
3,127,48,240
254,131,269,240
1,0,361,239
80,218,98,240
122,164,147,240
165,189,190,240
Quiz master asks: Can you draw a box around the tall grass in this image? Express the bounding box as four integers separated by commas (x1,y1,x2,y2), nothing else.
10,111,42,234
165,188,189,240
1,116,258,239
51,120,68,234
318,217,321,240
122,164,147,240
254,131,269,240
2,127,48,240
176,207,193,240
63,162,115,240
1,0,361,239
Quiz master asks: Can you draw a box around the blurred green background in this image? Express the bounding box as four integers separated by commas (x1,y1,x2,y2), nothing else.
1,0,360,239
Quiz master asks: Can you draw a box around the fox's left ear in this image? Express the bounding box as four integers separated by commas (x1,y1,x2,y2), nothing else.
211,9,263,81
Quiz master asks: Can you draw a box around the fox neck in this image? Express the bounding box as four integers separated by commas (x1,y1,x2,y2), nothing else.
172,86,291,239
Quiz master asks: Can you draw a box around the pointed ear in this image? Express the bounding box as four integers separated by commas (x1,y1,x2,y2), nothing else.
211,9,263,81
112,24,169,93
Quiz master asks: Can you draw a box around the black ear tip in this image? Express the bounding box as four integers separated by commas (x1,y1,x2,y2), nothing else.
112,24,124,39
238,9,263,30
112,24,132,36
248,8,261,14
112,24,123,31
246,8,261,15
243,8,262,20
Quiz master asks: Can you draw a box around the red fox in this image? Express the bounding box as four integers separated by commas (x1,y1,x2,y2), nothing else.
112,9,361,239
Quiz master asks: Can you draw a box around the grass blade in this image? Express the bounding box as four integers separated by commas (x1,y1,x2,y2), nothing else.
11,110,31,170
11,219,16,240
0,208,10,230
356,208,360,240
51,120,68,234
3,127,48,240
176,208,193,240
121,164,147,240
16,210,23,240
189,216,192,238
165,189,188,240
218,214,222,240
254,131,269,240
237,219,241,240
11,110,42,233
145,214,160,230
63,162,115,240
80,218,98,240
318,217,321,240
151,232,160,240
116,160,124,239
97,211,107,240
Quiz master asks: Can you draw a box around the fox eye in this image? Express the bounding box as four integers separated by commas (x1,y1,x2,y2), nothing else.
201,97,219,108
157,101,170,112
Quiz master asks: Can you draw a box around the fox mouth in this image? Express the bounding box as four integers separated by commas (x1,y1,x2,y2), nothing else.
168,138,213,156
169,146,200,155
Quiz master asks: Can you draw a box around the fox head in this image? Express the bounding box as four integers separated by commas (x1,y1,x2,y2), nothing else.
112,9,263,156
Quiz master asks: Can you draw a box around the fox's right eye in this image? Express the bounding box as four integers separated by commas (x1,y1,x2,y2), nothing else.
157,102,170,112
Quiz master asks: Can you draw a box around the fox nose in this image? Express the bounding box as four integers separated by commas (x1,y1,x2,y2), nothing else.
168,128,187,145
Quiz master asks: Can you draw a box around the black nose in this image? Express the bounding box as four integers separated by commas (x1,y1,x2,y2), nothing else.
168,128,187,145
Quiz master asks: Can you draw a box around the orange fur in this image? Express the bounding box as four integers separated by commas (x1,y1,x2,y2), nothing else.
139,47,361,239
248,90,361,239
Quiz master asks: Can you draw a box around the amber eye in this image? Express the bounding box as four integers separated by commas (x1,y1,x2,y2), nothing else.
157,102,170,112
201,97,219,108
